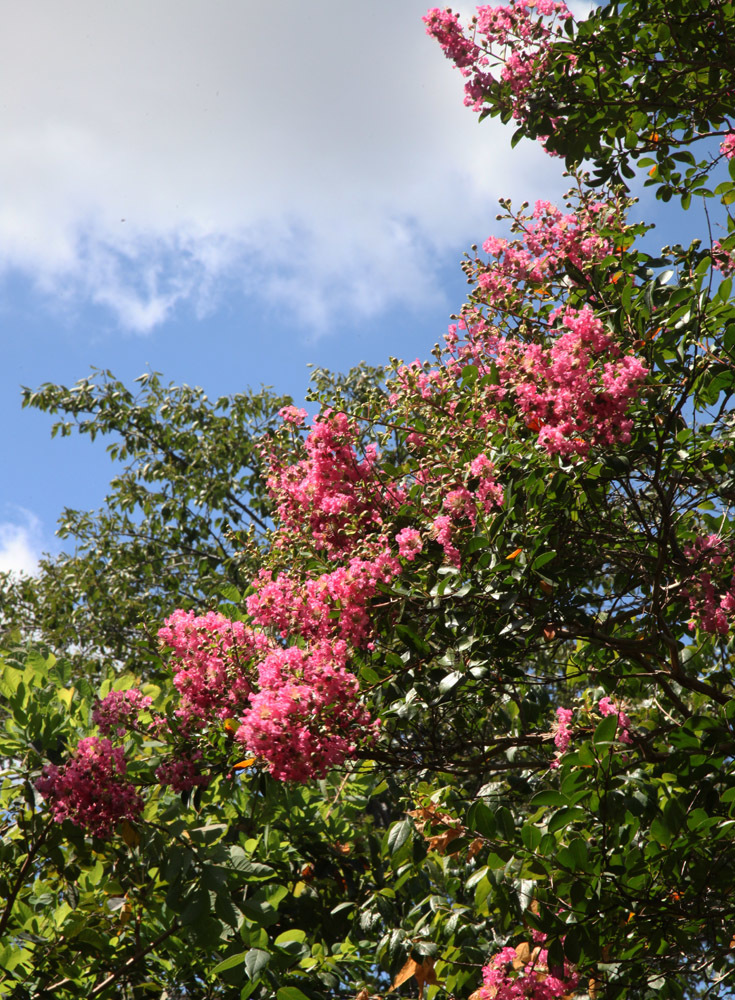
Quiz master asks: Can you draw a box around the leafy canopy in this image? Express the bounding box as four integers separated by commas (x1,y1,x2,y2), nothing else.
2,2,735,999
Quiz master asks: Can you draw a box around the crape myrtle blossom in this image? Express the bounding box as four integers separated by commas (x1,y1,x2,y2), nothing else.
721,133,735,159
278,404,308,427
157,609,377,781
234,641,377,783
92,688,153,736
550,706,573,769
598,696,632,744
395,527,423,560
713,239,735,277
246,550,400,649
156,750,211,794
36,737,143,838
158,609,270,723
266,410,405,558
478,934,579,1000
424,2,573,133
683,534,735,635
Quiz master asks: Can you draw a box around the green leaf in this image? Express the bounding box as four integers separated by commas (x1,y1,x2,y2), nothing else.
386,818,412,854
467,801,496,838
244,948,271,980
277,989,311,1000
593,715,619,747
548,807,586,834
213,952,247,975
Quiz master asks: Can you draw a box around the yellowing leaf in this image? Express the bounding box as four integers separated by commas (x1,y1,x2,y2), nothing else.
120,820,140,848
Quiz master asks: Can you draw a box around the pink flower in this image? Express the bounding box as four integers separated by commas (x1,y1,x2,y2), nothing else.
720,133,735,159
477,933,579,1000
158,609,268,722
92,688,153,736
156,750,211,793
683,534,735,635
235,642,376,782
279,404,307,426
36,737,143,838
396,527,423,561
599,696,633,744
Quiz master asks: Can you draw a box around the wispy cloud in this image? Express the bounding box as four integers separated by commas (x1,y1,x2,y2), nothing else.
0,1,561,334
0,510,43,576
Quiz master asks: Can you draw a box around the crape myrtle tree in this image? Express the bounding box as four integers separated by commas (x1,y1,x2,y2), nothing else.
2,0,735,997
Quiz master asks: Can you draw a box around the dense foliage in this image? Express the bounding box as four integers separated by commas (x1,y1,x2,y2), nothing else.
2,1,735,997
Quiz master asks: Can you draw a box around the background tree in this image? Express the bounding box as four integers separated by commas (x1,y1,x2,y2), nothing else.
3,2,735,999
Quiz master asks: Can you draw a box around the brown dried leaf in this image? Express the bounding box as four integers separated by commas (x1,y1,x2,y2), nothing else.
421,958,438,987
513,942,532,970
427,826,463,854
467,837,484,860
391,957,438,997
391,958,420,991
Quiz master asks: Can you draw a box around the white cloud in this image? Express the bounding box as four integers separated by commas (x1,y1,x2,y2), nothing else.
0,511,43,576
0,0,563,334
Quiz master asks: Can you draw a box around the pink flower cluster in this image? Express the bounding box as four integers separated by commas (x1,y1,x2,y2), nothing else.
278,404,307,426
246,550,400,649
713,240,735,277
235,641,377,782
395,527,423,561
478,937,579,1000
92,688,153,736
599,696,632,744
36,737,143,838
158,609,268,722
721,133,735,160
267,411,401,558
156,750,210,793
499,305,648,458
550,706,573,769
478,200,614,304
157,607,377,781
422,8,479,70
683,534,735,635
424,2,573,132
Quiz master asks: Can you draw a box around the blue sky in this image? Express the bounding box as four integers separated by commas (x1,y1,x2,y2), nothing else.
0,0,682,574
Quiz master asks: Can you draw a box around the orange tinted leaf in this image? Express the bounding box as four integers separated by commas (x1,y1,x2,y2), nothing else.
391,958,420,990
507,547,523,560
427,826,463,854
421,958,438,987
233,757,256,770
467,837,484,860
